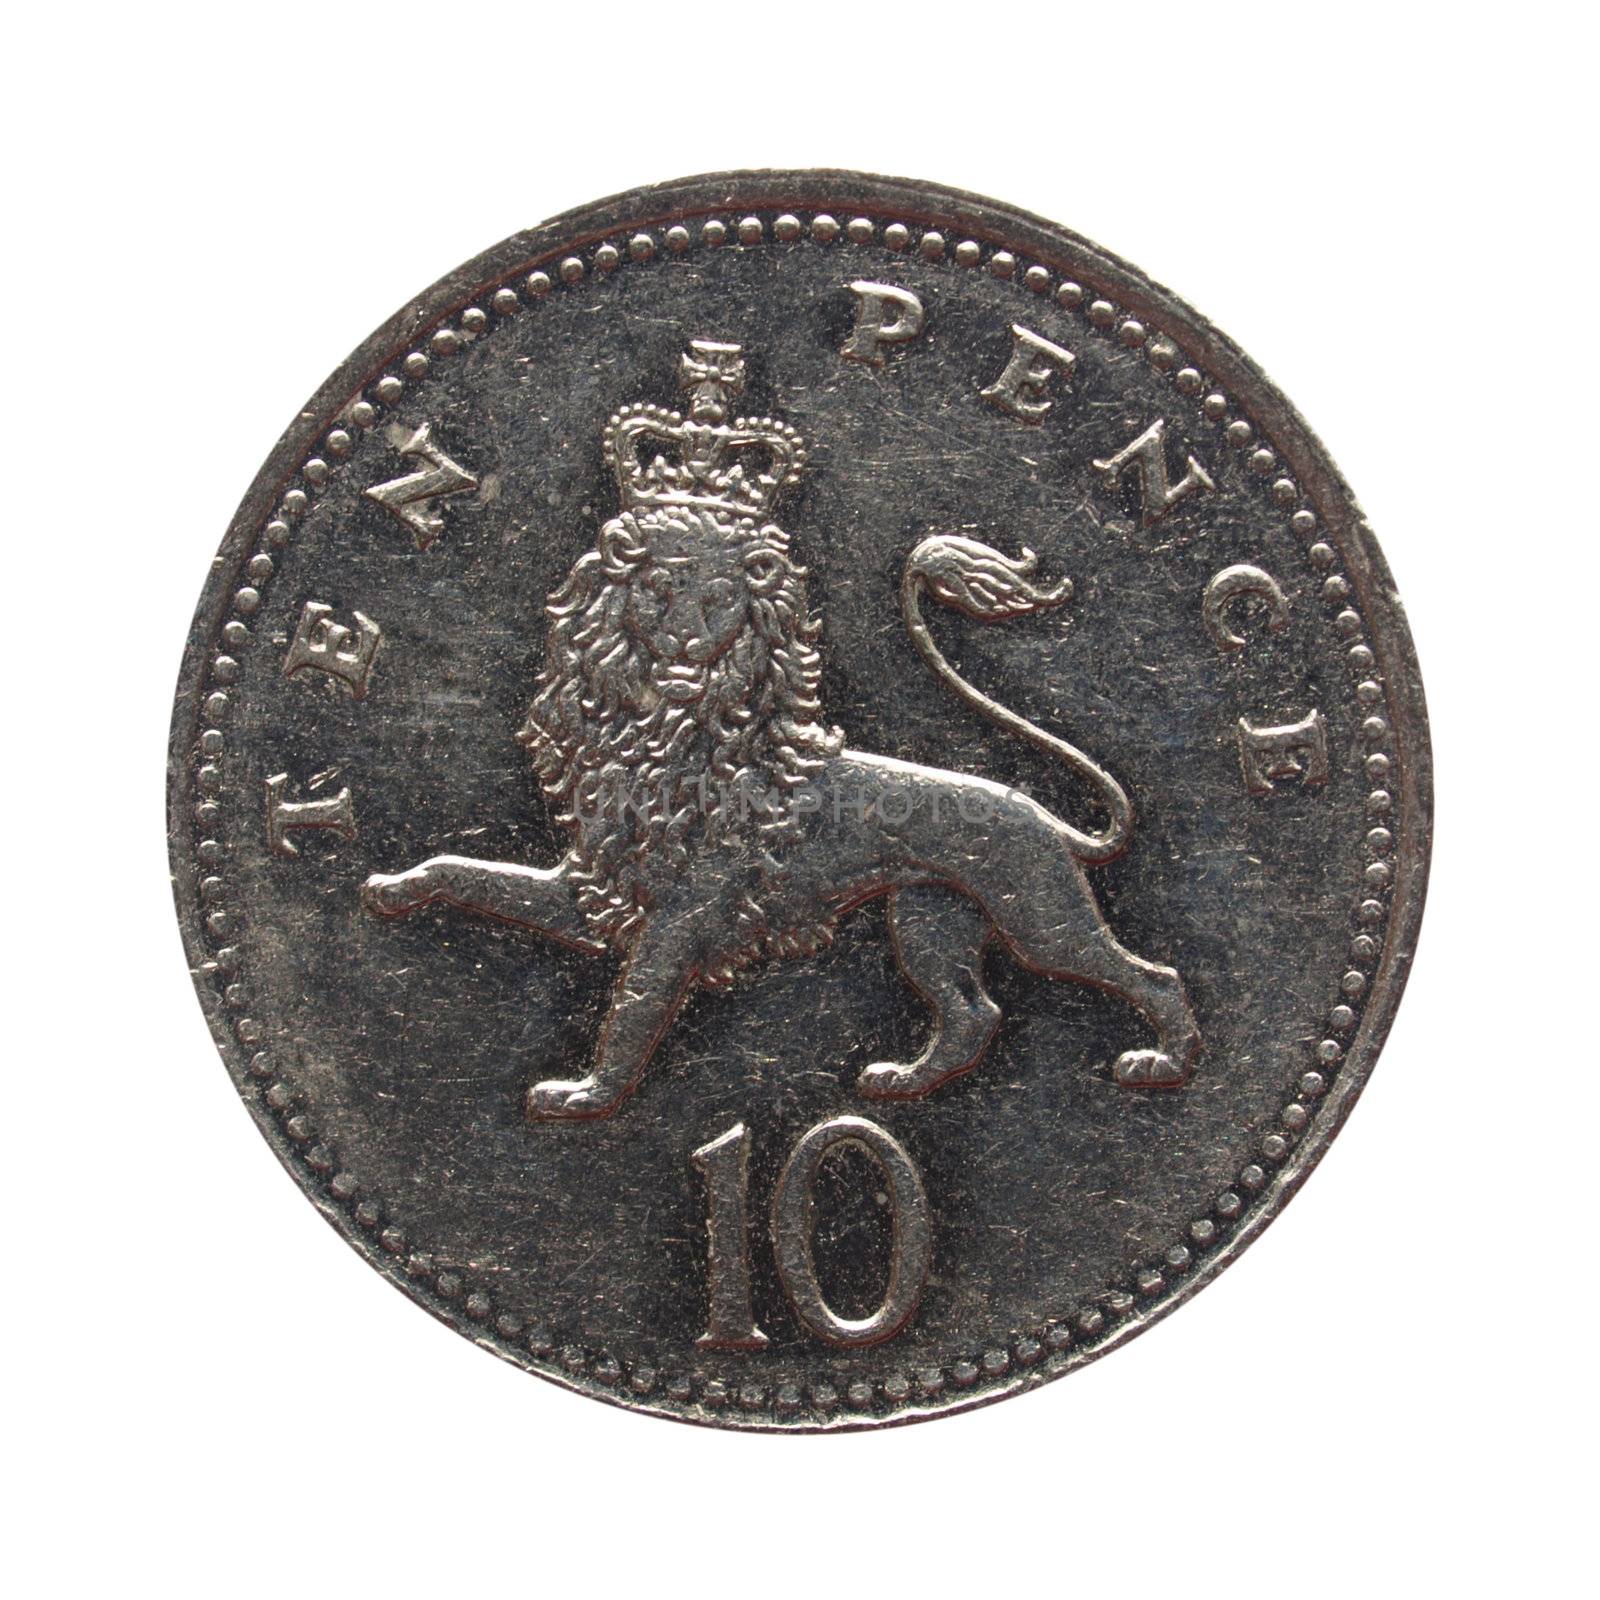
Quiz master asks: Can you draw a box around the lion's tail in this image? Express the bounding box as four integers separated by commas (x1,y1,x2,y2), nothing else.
901,535,1132,865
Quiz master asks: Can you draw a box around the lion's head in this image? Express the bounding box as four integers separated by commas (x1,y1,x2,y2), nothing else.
519,506,843,972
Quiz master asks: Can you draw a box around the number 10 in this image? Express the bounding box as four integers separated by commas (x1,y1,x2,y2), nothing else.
692,1115,932,1350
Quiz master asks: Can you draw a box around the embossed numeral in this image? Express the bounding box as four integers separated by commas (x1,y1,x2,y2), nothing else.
692,1123,769,1350
772,1116,931,1348
694,1115,932,1350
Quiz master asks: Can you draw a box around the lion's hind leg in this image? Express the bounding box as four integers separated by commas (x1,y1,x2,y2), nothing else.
1020,921,1200,1089
858,885,1001,1101
1091,940,1200,1087
972,842,1200,1088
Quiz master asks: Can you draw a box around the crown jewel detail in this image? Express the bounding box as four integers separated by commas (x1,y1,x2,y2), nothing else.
602,340,807,518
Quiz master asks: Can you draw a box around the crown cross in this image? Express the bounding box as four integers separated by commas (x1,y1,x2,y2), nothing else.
603,339,807,519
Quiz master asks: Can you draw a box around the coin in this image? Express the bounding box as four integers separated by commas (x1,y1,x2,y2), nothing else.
168,170,1431,1431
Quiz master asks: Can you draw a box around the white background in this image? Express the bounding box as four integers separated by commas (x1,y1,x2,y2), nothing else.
7,4,1593,1594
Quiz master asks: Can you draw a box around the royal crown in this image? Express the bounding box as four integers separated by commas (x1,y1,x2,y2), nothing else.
602,340,807,519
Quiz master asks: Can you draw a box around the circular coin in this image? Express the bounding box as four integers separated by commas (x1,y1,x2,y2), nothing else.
169,171,1431,1430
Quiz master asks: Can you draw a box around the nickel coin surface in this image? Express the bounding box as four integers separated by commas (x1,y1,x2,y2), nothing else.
168,171,1431,1430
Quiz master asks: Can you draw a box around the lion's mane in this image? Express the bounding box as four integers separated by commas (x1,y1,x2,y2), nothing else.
519,507,844,983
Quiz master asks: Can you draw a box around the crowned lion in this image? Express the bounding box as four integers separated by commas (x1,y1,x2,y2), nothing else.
362,340,1199,1120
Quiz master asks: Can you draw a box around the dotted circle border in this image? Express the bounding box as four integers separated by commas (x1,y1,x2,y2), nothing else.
187,209,1400,1424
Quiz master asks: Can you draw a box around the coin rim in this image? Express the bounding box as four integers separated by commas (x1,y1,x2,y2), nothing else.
167,169,1433,1430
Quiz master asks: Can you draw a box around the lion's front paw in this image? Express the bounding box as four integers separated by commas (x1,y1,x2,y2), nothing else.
525,1077,620,1122
361,866,434,917
1113,1049,1189,1088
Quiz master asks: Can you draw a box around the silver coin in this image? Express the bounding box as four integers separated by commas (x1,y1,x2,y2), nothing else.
168,170,1431,1431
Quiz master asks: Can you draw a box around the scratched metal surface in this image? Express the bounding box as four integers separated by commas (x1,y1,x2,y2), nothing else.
169,172,1431,1429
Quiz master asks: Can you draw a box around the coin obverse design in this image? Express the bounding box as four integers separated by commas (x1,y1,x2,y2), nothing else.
169,172,1431,1430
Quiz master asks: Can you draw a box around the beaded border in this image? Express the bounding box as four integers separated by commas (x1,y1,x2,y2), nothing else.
187,209,1400,1424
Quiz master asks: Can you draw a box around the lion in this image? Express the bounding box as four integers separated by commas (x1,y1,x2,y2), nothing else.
362,504,1200,1121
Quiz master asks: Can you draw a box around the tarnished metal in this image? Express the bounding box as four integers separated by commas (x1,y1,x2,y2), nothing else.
168,171,1431,1430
